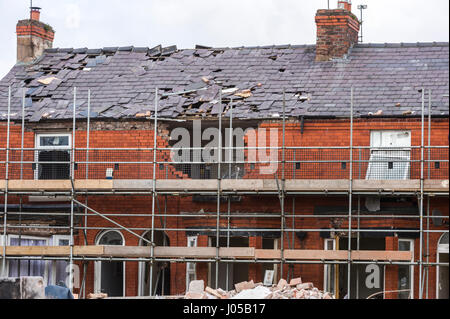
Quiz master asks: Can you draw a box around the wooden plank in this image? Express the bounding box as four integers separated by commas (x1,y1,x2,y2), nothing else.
74,180,113,190
284,250,349,260
7,180,72,191
1,179,448,192
351,250,412,261
219,247,255,259
154,247,217,258
424,179,449,191
103,246,150,257
4,246,104,257
73,246,104,257
353,180,420,191
285,180,349,191
1,246,414,261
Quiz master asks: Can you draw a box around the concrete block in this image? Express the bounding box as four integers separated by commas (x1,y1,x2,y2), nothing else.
188,280,204,293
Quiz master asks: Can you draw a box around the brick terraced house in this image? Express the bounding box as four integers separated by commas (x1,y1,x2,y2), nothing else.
0,2,448,299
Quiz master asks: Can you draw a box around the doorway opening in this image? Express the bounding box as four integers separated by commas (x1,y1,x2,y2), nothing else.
139,231,170,296
209,236,249,290
337,237,385,299
95,230,125,297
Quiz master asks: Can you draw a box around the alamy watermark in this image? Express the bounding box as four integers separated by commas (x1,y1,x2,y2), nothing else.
170,120,279,174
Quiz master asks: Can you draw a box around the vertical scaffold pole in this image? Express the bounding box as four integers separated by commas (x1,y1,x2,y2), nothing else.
2,86,11,277
215,90,223,289
18,89,25,275
69,87,77,292
81,89,91,299
419,88,425,299
347,86,354,299
226,97,233,291
150,87,158,296
425,89,431,299
280,90,286,280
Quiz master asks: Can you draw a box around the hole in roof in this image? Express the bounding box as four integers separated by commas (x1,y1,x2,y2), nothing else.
269,55,278,61
279,68,286,73
213,69,223,73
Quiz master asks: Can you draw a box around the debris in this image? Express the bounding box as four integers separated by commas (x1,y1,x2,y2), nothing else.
277,279,289,290
201,76,210,84
181,277,334,300
87,293,108,299
185,292,207,299
395,103,401,107
235,280,255,293
374,110,383,116
205,286,223,299
37,76,59,85
232,285,272,299
289,277,302,286
222,87,239,94
234,89,252,98
188,279,204,293
135,111,151,118
402,110,416,115
297,282,314,290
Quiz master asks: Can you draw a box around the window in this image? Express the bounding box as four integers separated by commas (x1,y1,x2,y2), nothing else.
398,239,414,299
186,236,198,289
366,131,411,180
35,133,71,180
324,238,336,295
6,235,50,283
94,231,125,297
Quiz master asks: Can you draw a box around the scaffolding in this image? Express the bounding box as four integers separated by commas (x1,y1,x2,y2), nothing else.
0,85,448,299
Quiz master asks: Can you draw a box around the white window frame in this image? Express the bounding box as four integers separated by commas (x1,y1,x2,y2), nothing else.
323,238,336,295
398,238,415,299
94,230,126,297
366,131,411,180
436,233,449,299
6,234,51,284
34,133,72,180
186,236,198,290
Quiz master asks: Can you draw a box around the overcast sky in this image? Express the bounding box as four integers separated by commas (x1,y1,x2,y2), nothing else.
0,0,448,79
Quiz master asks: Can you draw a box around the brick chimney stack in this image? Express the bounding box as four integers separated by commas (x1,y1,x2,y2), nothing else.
16,7,54,63
315,1,360,62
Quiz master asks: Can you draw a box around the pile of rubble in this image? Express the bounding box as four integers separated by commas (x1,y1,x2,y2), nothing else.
184,278,334,300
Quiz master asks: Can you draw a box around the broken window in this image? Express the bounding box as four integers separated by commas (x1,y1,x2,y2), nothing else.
35,133,71,180
366,131,411,180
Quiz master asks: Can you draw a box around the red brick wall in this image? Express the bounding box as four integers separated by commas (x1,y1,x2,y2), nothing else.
0,118,448,298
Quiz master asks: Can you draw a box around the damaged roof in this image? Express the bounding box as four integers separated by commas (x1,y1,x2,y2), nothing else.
0,42,448,121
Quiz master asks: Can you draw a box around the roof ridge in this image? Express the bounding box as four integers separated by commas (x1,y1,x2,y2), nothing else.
355,42,449,48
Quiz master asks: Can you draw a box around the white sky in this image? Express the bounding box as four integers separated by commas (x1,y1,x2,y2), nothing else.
0,0,448,79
